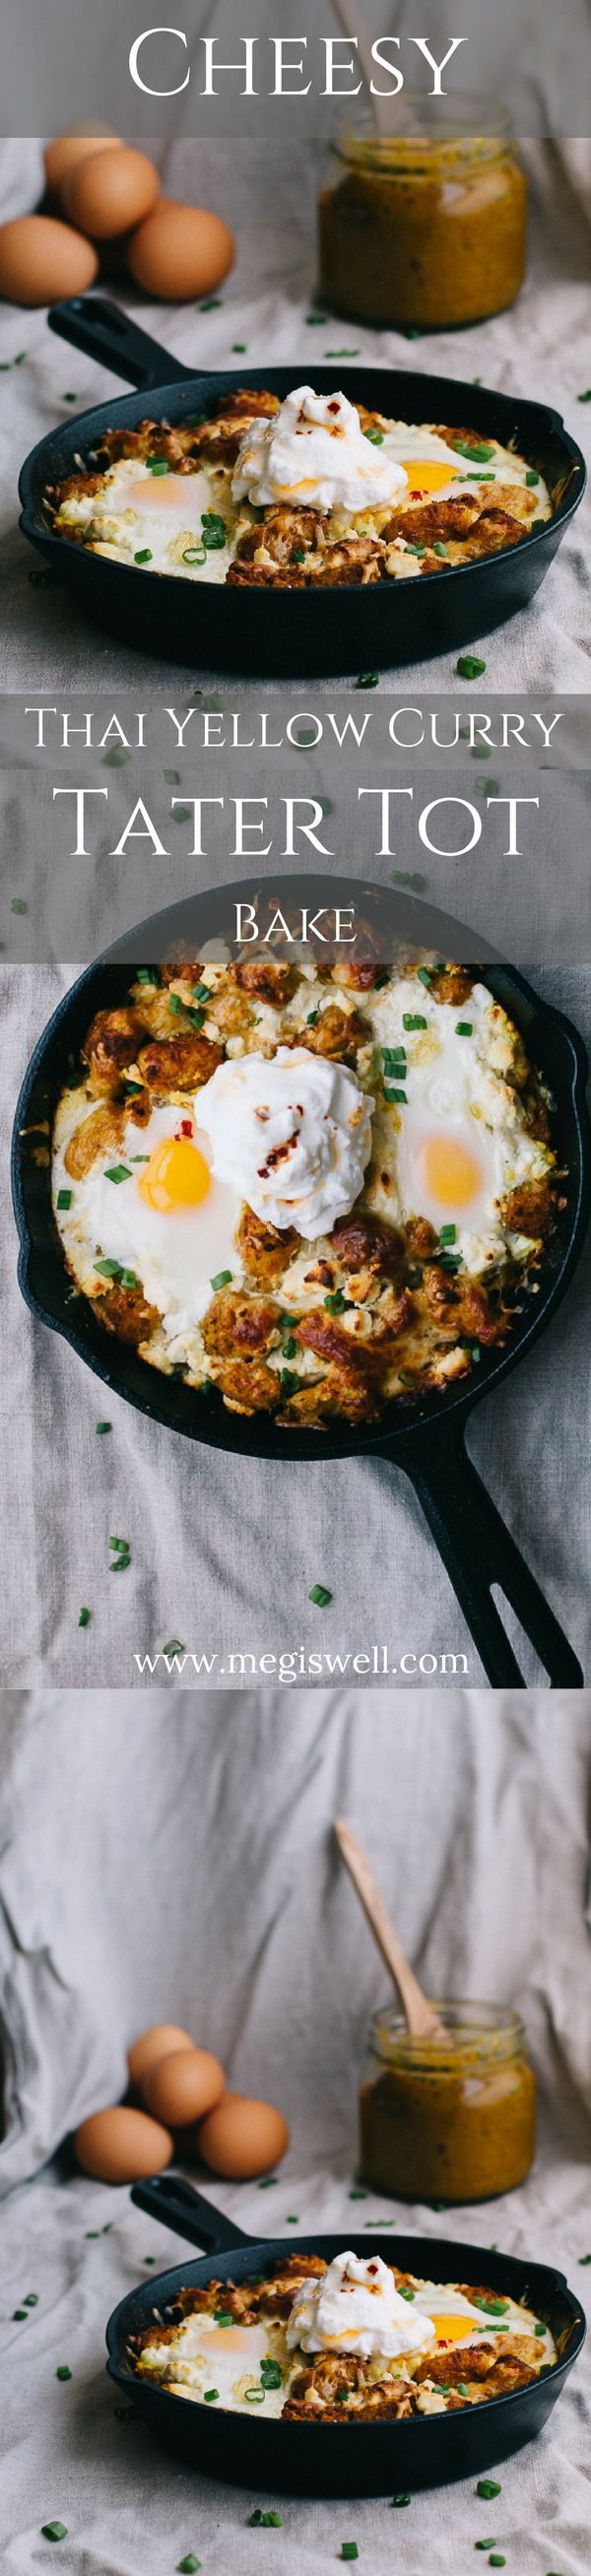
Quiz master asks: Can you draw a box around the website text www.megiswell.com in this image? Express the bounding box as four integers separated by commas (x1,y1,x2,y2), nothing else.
134,1646,469,1684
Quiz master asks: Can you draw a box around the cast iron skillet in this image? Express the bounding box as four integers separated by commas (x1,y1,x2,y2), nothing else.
12,881,590,1689
17,295,586,675
104,2172,586,2497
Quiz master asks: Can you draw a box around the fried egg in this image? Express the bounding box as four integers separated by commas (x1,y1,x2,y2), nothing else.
380,422,550,511
63,457,237,581
52,1097,242,1330
369,974,553,1272
137,2313,288,2416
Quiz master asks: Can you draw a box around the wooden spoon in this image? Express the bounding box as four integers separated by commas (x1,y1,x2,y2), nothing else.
330,0,421,140
334,1818,447,2043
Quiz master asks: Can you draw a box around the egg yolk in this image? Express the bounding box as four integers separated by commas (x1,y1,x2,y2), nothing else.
139,1136,211,1211
201,2327,259,2355
400,460,454,494
128,474,203,511
421,1135,483,1211
427,2313,477,2345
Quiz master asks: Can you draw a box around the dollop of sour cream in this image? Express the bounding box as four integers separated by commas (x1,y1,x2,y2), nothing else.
286,2253,433,2359
231,385,408,515
196,1045,374,1237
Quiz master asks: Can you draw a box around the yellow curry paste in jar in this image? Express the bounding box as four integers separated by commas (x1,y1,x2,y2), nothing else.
318,109,527,330
360,2004,536,2202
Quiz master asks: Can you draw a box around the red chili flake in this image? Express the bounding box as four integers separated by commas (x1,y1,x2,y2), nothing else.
179,1119,193,1136
328,399,340,415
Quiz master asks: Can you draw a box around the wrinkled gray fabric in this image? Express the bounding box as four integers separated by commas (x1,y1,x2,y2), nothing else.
4,965,591,1688
0,135,589,692
0,1687,590,2569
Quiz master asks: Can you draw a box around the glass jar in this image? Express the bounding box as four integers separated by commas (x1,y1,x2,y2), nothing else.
359,2003,536,2203
318,101,527,329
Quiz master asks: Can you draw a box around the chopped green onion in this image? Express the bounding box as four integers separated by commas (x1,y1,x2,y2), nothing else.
134,549,153,563
282,1337,297,1358
305,313,327,324
399,2286,416,2300
382,1047,407,1074
201,511,227,550
96,1421,111,1434
94,1256,121,1280
262,2514,283,2527
136,965,160,985
457,654,487,679
455,1021,473,1035
477,2480,501,2500
391,2494,412,2508
525,469,539,486
306,1007,319,1024
457,2382,470,2397
291,548,306,563
534,2321,547,2336
182,546,207,565
177,2558,201,2572
56,1188,72,1211
364,428,383,444
13,2309,28,2321
11,897,28,914
244,2385,265,2404
324,1288,350,1314
78,1608,91,1628
453,439,495,463
402,1014,427,1031
356,672,379,689
214,2312,234,2327
384,1086,407,1104
211,1268,232,1289
260,2357,283,2389
203,2388,219,2403
308,1584,332,1608
147,458,169,475
404,540,427,556
104,1164,131,1185
418,965,432,986
531,517,546,531
192,982,210,1001
432,541,448,557
56,2366,72,2381
280,1369,299,1397
120,1271,138,1290
200,296,223,310
41,2528,68,2544
439,1223,457,1244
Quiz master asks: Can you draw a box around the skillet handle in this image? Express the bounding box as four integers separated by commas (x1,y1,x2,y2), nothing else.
47,296,193,389
396,1421,582,1687
130,2174,252,2250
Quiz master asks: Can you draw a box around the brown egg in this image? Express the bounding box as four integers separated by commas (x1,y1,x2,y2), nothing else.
44,128,121,197
63,147,160,241
196,2093,290,2180
73,2104,173,2184
127,2022,195,2091
0,216,98,307
144,2048,226,2128
127,199,234,301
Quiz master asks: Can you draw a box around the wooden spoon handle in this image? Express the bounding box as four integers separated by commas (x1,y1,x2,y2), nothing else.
334,1818,445,2042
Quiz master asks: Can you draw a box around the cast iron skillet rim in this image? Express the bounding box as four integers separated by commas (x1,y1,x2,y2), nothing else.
11,937,591,1465
103,2226,586,2440
18,363,586,602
